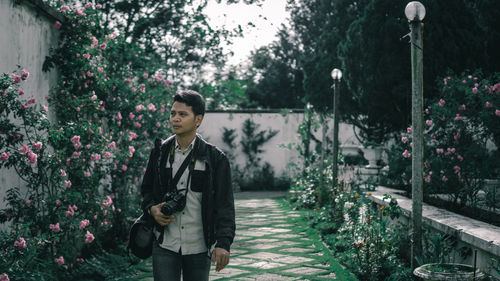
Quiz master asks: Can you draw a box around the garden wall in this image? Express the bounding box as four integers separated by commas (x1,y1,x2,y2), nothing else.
199,110,361,178
0,0,61,211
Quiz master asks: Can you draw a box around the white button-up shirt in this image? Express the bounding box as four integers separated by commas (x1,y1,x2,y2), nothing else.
159,137,207,255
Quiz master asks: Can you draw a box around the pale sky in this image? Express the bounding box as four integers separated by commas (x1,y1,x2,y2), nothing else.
204,0,289,66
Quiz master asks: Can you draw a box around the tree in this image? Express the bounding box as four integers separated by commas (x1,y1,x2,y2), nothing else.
244,27,305,109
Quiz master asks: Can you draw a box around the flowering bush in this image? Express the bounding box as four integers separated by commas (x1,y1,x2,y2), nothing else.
386,72,500,209
1,3,174,280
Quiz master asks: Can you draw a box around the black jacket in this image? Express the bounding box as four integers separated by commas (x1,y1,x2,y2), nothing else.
140,134,235,252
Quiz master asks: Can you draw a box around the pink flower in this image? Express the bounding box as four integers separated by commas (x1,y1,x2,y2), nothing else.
454,114,463,121
14,237,26,248
0,152,10,161
102,195,113,207
56,200,61,206
85,231,95,243
79,219,90,230
135,104,146,112
60,5,69,13
121,164,128,171
65,205,75,217
438,99,445,106
21,69,29,79
109,141,116,149
402,150,411,158
18,88,24,95
128,146,135,157
457,155,464,161
134,122,142,128
54,256,65,266
407,127,413,134
115,112,122,121
92,153,101,161
424,175,431,183
20,145,28,155
496,110,500,116
54,21,62,29
129,132,138,141
485,101,493,108
10,74,22,83
82,53,90,60
442,176,448,182
458,104,466,111
401,136,408,143
156,122,161,128
129,112,135,120
76,258,85,263
453,165,461,174
32,141,42,150
472,87,478,94
100,43,107,50
72,151,81,157
436,148,444,154
84,171,91,177
65,180,72,188
425,120,433,126
143,73,149,79
50,222,61,233
447,147,456,154
148,103,156,112
27,151,38,164
74,142,82,150
42,105,48,112
103,152,113,159
0,273,9,281
71,135,81,143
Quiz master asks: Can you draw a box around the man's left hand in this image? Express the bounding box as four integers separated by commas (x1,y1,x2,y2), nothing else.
211,247,230,272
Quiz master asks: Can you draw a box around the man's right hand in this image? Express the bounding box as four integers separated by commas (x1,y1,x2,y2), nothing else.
150,203,175,226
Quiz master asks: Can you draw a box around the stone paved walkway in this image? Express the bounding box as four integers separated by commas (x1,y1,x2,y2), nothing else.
131,191,356,281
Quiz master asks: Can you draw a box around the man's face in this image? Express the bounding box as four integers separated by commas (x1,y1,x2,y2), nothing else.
170,101,203,136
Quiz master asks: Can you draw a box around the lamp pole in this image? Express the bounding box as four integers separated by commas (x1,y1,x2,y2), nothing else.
331,69,342,190
405,1,425,269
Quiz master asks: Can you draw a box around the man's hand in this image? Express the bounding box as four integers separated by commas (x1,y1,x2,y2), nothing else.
211,247,230,272
150,203,175,226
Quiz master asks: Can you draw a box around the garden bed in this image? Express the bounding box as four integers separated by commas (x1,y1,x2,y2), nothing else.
368,186,500,278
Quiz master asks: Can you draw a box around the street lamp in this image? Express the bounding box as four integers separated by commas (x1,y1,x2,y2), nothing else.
331,68,342,190
405,1,425,269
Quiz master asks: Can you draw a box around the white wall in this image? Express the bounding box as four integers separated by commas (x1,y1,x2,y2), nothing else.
198,111,361,177
0,0,60,211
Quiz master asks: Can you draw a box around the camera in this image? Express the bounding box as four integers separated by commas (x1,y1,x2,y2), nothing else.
161,191,186,216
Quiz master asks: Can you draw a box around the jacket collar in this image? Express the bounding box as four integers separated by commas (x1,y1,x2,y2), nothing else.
162,134,209,160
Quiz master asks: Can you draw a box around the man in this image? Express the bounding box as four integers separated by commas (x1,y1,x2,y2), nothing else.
140,90,235,281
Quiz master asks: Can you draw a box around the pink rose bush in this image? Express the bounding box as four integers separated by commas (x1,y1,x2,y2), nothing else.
386,72,500,208
0,2,175,279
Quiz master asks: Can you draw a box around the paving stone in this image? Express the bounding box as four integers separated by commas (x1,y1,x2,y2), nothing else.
273,233,302,238
280,247,314,253
248,238,280,243
245,227,291,234
228,257,259,266
245,243,279,250
271,255,315,264
234,273,299,281
242,261,287,269
282,266,330,275
209,267,250,280
239,252,290,261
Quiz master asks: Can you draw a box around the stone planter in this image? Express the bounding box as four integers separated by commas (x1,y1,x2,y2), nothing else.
413,263,484,281
361,146,383,169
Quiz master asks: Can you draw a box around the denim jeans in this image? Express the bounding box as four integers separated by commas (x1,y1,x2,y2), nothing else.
152,241,211,281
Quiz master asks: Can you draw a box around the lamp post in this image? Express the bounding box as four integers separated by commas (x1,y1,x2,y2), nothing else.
405,1,425,269
331,68,342,190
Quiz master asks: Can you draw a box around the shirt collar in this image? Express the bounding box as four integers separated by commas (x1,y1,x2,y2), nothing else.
175,136,196,152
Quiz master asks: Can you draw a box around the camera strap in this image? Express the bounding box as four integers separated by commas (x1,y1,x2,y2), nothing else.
167,138,198,193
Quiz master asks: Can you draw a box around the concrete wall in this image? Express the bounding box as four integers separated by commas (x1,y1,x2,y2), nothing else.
198,111,361,177
0,0,61,210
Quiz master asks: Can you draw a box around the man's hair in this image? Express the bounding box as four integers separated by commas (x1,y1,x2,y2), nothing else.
173,90,206,116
